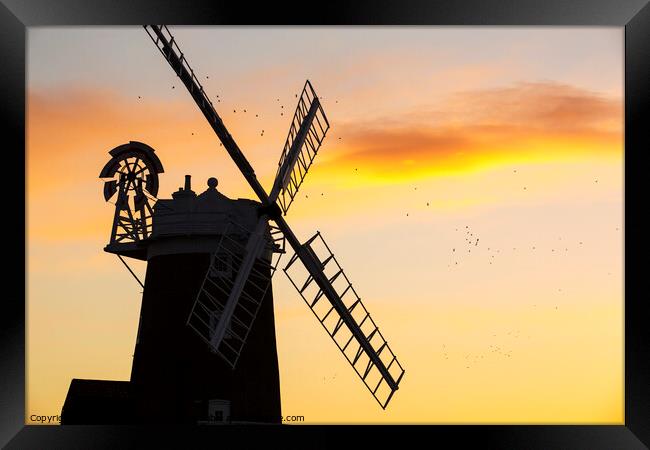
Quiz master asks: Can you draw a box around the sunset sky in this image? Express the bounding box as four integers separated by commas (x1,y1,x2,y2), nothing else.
26,27,623,424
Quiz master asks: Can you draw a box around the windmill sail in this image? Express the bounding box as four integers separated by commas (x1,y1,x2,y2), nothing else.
270,81,329,214
187,219,284,368
144,25,269,202
283,231,405,409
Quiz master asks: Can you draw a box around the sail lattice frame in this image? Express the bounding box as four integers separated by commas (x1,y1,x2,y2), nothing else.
187,220,284,368
284,232,405,408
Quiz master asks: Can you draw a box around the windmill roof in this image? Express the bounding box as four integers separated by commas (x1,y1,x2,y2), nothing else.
151,177,261,240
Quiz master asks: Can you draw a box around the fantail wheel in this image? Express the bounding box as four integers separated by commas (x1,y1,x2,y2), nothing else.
100,141,164,243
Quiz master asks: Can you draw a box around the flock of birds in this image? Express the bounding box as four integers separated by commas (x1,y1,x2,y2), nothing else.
137,82,346,199
445,224,590,269
137,80,342,142
441,329,527,370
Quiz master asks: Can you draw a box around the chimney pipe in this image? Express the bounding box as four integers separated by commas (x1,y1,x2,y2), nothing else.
184,175,192,191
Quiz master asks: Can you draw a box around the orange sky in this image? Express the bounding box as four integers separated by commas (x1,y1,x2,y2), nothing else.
26,26,623,424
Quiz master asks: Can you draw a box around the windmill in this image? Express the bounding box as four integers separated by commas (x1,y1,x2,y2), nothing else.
143,24,405,412
62,25,404,425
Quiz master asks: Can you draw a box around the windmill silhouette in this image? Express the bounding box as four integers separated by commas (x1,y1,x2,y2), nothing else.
61,25,404,425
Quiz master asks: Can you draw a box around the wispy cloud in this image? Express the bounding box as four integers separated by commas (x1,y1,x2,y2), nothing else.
317,81,622,182
447,81,621,132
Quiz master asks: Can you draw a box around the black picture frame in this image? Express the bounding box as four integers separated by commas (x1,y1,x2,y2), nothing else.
2,0,647,448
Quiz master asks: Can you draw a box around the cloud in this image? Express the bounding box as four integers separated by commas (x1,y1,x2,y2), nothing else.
26,84,268,197
318,81,622,181
447,81,622,132
26,85,251,241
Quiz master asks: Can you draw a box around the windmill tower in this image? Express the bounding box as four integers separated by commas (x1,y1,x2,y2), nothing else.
122,169,285,424
61,25,404,425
